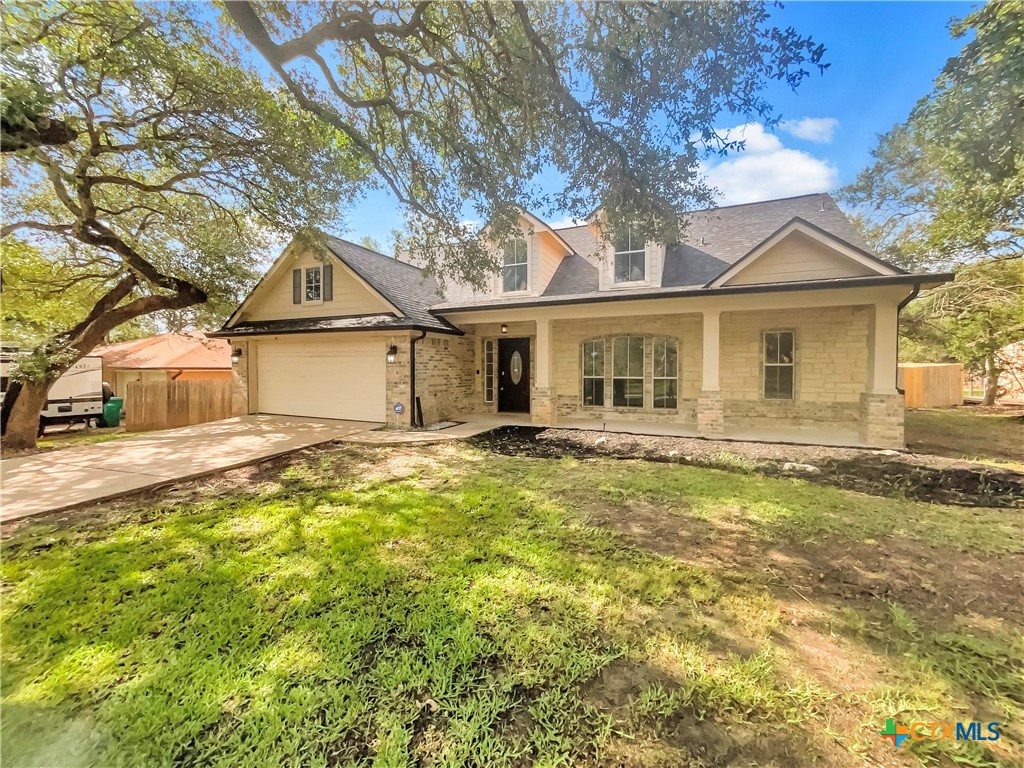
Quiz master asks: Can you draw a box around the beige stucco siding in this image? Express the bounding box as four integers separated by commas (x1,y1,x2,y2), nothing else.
244,248,391,322
725,231,877,285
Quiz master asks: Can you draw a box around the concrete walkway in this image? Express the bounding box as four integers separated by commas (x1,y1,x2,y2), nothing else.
1,415,379,522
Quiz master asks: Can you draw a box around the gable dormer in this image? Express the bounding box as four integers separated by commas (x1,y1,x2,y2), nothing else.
707,217,904,288
587,210,668,291
487,211,575,298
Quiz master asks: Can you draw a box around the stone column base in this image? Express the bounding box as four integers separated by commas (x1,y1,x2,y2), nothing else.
531,387,556,426
231,340,250,416
859,392,904,449
697,390,725,438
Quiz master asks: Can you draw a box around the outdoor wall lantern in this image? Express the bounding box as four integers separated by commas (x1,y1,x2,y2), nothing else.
500,324,508,334
231,347,243,364
385,344,398,364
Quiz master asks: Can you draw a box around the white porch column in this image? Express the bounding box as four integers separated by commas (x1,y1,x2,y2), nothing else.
535,317,551,388
868,304,899,395
532,318,555,424
701,310,721,391
697,311,724,438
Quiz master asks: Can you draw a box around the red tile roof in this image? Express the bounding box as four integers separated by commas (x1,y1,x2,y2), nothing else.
95,332,230,370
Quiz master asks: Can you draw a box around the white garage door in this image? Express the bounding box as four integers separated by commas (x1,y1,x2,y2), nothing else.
257,337,385,421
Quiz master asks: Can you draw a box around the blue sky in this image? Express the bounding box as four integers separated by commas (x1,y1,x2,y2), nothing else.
339,1,974,249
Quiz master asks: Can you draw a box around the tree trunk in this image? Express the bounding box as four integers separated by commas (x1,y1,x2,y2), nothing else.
2,379,52,451
982,353,1001,406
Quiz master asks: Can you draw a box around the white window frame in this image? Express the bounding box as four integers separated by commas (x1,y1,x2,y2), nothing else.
612,336,644,408
484,339,495,403
502,238,529,293
762,330,795,400
613,225,646,284
304,266,322,303
581,339,605,407
652,337,678,409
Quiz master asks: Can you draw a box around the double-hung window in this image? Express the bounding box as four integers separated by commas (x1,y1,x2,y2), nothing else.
581,340,605,406
305,266,321,302
763,330,795,399
502,238,528,292
612,336,644,407
613,226,645,283
652,338,678,409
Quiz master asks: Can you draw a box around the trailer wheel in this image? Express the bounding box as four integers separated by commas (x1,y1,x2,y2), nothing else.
37,416,47,437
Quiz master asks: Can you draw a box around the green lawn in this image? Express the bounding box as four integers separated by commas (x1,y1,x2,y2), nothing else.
2,443,1020,768
905,408,1024,468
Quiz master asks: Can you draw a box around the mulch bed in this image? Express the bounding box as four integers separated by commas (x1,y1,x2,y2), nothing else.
468,426,1024,508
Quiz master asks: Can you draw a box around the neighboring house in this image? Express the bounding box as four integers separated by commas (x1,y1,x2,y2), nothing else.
95,332,232,396
212,193,951,449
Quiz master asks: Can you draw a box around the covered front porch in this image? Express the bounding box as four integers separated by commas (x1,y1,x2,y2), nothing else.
439,284,909,449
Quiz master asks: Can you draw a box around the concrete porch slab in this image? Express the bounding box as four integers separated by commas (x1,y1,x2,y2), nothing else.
1,415,380,522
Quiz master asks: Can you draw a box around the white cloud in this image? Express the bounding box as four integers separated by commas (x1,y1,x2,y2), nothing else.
701,123,839,206
779,117,839,144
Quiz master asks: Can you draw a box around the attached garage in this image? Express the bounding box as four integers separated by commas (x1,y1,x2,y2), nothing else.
256,337,385,422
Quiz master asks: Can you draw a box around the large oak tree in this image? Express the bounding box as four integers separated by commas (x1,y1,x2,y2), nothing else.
1,0,361,448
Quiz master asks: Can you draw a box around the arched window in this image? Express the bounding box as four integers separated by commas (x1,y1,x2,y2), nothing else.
581,339,605,406
612,336,644,407
653,338,678,409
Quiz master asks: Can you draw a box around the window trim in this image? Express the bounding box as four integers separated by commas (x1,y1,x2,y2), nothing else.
304,265,322,303
612,335,645,408
484,339,495,403
762,329,795,400
580,338,606,408
652,337,678,410
501,237,529,294
612,225,647,285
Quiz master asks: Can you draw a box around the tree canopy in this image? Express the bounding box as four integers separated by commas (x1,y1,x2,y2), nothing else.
841,0,1023,268
224,0,827,283
0,0,360,446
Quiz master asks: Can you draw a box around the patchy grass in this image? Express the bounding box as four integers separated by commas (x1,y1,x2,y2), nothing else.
905,407,1024,468
2,443,1020,768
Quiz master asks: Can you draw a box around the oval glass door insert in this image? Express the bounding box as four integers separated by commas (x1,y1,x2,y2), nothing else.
510,351,523,384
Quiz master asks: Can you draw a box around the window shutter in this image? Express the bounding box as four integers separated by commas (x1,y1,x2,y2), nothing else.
292,268,302,304
323,263,333,301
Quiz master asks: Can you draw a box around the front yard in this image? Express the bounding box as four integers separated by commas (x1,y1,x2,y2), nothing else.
2,440,1021,767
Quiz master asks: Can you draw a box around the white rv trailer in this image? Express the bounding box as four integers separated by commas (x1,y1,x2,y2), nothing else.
0,348,106,429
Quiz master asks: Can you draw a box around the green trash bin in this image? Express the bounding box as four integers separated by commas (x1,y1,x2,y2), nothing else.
102,397,124,428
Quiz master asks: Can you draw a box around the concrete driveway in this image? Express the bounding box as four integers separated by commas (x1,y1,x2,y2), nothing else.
1,415,379,523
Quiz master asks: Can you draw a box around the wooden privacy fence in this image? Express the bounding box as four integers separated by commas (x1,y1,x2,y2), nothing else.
898,363,963,408
125,379,233,432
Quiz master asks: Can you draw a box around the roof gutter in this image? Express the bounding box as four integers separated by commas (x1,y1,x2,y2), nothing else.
431,272,955,315
895,282,923,395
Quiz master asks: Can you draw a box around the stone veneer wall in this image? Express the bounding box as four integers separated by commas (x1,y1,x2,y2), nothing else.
548,314,703,423
231,339,251,416
719,305,871,428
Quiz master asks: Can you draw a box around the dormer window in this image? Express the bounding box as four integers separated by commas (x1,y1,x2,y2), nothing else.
305,266,321,301
613,226,645,283
502,237,528,292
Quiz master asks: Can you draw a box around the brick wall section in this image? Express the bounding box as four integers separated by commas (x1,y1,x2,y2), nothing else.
414,333,476,424
548,315,702,423
231,339,250,415
719,305,872,429
859,393,904,449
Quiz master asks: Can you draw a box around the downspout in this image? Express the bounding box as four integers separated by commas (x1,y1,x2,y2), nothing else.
894,283,921,395
409,330,427,428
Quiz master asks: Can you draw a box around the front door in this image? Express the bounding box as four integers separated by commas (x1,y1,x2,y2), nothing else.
498,337,530,413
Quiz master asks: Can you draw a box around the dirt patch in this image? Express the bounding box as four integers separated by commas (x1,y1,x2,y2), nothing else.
468,426,1024,508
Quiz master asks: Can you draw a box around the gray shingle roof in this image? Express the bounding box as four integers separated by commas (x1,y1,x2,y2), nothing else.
212,314,422,338
322,236,458,333
457,193,887,305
